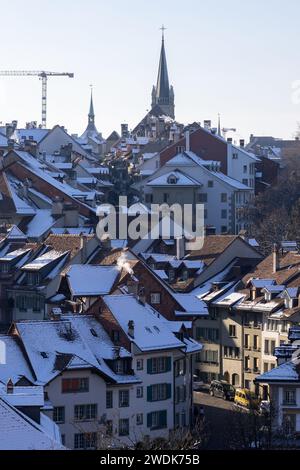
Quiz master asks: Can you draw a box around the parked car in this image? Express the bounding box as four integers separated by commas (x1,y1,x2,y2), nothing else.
234,388,260,410
209,380,235,400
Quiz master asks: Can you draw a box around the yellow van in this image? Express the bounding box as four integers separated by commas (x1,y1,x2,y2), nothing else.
234,388,259,410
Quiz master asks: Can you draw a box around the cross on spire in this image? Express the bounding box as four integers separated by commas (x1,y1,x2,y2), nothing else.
160,24,166,40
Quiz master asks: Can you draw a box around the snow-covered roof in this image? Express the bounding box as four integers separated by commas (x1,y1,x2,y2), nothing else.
102,295,186,352
147,170,200,187
14,317,137,385
256,354,300,383
25,209,56,239
22,249,68,271
210,171,251,190
250,278,276,288
66,265,119,297
173,294,208,315
0,397,65,450
16,128,49,143
0,247,31,263
0,336,35,385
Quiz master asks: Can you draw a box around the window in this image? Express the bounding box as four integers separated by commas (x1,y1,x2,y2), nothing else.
32,296,41,312
136,386,143,398
147,357,171,374
136,359,143,370
175,413,180,427
147,410,167,429
61,434,65,446
16,295,27,312
243,165,247,174
74,433,97,449
112,330,120,342
62,377,89,393
119,390,129,407
245,356,250,370
253,357,259,372
200,349,218,364
221,193,227,203
175,359,186,376
26,272,40,285
147,383,171,401
53,406,65,423
242,179,248,186
119,418,129,436
221,226,228,233
150,292,161,304
196,327,219,342
224,346,239,359
244,334,250,349
283,389,296,405
198,193,207,203
145,193,153,203
163,193,168,203
208,180,214,188
265,340,276,356
74,404,97,421
253,335,258,350
232,152,238,159
283,414,296,434
168,269,175,282
204,209,208,219
221,209,227,219
0,262,9,273
264,363,269,373
175,385,186,403
229,325,236,337
181,411,186,427
106,420,113,436
136,413,143,425
106,390,113,408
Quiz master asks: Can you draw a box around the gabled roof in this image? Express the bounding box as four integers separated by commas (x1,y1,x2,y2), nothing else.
66,264,120,297
0,396,65,450
256,352,300,383
146,169,200,187
102,294,186,352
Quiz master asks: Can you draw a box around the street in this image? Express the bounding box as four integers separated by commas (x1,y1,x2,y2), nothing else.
194,391,238,449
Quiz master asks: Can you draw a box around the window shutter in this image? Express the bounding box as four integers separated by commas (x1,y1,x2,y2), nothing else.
159,410,167,427
166,383,171,399
166,357,171,372
147,412,152,428
147,359,152,374
147,386,152,402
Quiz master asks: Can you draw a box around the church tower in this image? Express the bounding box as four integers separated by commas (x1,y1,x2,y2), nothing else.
80,88,102,140
151,26,175,119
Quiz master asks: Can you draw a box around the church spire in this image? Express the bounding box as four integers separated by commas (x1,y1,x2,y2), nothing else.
156,25,170,100
151,25,175,119
88,85,95,124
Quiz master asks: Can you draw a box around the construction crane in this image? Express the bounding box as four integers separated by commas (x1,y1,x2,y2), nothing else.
0,70,74,128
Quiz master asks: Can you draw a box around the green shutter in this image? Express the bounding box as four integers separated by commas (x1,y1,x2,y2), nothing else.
166,383,171,400
147,385,152,402
159,410,167,427
166,357,171,372
147,412,152,428
147,358,152,374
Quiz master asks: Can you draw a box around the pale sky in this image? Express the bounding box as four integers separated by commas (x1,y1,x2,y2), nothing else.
1,0,300,142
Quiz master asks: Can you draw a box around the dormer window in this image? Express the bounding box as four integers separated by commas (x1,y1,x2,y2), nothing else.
26,271,40,285
0,263,9,273
167,174,178,184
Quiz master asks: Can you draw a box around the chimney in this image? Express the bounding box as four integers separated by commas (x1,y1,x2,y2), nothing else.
240,139,245,148
176,237,185,260
185,130,190,152
273,243,279,273
6,379,14,394
203,120,211,130
50,308,62,321
128,320,134,338
251,287,256,301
